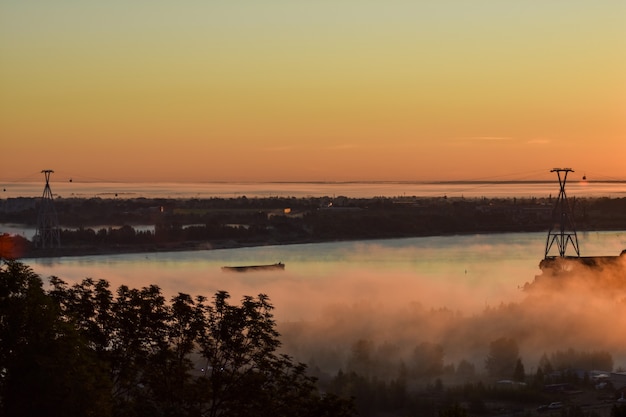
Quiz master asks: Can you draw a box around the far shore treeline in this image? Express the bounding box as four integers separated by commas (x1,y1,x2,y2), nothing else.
2,195,626,258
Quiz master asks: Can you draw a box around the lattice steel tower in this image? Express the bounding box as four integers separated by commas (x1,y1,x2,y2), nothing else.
35,170,61,248
544,168,579,259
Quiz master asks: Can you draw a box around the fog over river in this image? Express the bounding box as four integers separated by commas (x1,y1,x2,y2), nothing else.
21,231,626,376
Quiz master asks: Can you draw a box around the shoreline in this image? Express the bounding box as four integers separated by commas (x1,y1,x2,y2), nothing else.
4,194,626,260
15,228,626,260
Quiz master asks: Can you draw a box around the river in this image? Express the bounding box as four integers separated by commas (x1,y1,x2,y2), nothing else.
21,231,624,315
12,231,626,371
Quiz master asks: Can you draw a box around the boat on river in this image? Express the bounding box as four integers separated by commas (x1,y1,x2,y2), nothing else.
221,262,285,272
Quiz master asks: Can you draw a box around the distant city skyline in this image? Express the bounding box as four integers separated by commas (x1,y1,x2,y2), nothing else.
1,1,625,183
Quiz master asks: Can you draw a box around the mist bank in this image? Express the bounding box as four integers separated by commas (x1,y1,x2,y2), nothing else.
277,258,626,380
17,231,626,385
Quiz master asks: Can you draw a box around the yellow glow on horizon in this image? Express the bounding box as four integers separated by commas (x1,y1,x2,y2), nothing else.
1,1,624,182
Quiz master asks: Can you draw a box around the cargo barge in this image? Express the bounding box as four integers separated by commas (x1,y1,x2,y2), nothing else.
221,262,285,272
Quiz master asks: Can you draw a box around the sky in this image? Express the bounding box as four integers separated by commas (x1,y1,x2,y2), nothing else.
1,1,625,183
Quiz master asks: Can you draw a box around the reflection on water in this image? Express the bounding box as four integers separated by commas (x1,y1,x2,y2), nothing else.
21,231,626,370
23,231,626,320
3,180,626,199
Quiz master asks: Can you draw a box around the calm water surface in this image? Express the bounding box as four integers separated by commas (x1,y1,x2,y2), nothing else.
23,231,626,322
3,180,626,199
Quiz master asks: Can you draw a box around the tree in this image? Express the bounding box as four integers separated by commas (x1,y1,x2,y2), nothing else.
533,366,545,388
196,291,354,417
539,352,553,374
550,348,614,372
513,358,526,382
456,359,476,379
0,260,111,417
347,339,375,377
48,276,115,354
2,261,355,417
613,404,626,417
108,283,170,413
145,292,208,415
485,337,519,378
411,342,444,379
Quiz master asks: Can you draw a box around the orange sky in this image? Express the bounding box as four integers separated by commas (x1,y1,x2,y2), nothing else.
1,1,625,182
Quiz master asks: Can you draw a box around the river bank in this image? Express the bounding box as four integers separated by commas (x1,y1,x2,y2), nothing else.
3,195,626,259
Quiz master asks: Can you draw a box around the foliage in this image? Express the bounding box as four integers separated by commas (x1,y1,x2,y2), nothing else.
411,341,445,379
613,404,626,417
485,337,520,378
550,348,614,372
539,352,554,374
456,359,476,379
326,370,436,417
513,358,526,382
4,256,624,417
0,260,111,417
0,259,355,417
347,339,375,377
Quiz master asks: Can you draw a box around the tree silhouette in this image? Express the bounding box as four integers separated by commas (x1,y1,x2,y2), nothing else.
1,260,354,417
513,358,526,382
485,337,520,378
0,260,111,417
195,291,348,417
411,341,444,379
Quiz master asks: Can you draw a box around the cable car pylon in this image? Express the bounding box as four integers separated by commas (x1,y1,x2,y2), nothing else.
34,170,61,249
544,168,579,259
